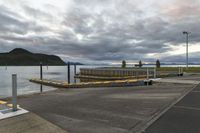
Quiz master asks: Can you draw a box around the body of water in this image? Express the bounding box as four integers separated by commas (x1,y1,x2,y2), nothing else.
0,64,199,98
0,65,107,98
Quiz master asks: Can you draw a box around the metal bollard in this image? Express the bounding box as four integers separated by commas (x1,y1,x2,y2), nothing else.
40,62,43,93
12,74,17,111
67,62,70,84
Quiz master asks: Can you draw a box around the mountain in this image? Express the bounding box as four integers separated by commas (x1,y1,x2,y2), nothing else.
0,48,66,66
67,62,84,65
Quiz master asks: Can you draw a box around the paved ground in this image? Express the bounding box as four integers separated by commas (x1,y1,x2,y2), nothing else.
146,80,200,133
0,112,67,133
155,73,200,85
164,73,200,81
16,82,195,133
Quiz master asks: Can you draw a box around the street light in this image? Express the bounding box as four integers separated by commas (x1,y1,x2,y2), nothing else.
182,31,191,69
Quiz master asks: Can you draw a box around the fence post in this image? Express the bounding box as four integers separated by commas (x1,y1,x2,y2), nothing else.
68,62,70,84
40,62,43,93
12,74,17,111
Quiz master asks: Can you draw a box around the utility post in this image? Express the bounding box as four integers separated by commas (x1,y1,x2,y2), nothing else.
183,31,191,69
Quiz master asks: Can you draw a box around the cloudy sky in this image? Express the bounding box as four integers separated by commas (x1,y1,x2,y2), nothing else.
0,0,200,64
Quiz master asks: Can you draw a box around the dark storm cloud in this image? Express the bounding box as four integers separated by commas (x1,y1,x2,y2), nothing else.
0,0,200,64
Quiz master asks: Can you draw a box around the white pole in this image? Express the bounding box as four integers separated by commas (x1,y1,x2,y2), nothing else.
147,68,149,86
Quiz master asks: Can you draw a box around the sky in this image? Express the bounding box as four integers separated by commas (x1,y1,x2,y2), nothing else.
0,0,200,64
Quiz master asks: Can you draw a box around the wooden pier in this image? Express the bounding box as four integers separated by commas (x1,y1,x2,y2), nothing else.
30,78,146,88
79,68,154,77
75,68,180,81
76,68,155,81
30,67,180,89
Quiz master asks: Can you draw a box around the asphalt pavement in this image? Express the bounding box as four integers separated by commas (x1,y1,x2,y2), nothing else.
17,83,194,133
146,80,200,133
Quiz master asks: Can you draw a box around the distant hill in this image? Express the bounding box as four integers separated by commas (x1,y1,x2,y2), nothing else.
68,62,84,65
0,48,66,66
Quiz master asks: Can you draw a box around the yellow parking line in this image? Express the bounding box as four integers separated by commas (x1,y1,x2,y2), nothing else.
7,104,20,108
0,100,7,104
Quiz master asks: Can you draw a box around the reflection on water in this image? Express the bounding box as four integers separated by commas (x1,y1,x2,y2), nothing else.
44,72,63,75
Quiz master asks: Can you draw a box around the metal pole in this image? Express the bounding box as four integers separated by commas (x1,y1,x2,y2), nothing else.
186,33,188,69
12,74,17,111
146,68,149,86
74,64,76,75
74,64,76,83
183,31,190,69
181,67,183,74
68,62,70,84
154,67,156,78
40,62,43,93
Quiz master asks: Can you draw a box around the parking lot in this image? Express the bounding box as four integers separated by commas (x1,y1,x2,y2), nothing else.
17,82,194,133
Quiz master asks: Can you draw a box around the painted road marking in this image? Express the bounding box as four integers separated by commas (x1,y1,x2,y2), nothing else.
0,100,7,104
174,105,200,111
7,104,20,108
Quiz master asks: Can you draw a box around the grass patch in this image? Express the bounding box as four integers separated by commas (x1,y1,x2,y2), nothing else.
97,66,200,73
157,67,200,73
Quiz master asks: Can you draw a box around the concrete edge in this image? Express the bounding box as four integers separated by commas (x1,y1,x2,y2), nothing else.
0,112,68,133
0,107,29,120
129,82,199,133
154,79,200,85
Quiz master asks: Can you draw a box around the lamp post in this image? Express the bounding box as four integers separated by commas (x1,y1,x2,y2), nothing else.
182,31,190,69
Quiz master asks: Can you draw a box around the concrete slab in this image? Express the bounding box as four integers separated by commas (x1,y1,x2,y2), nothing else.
145,83,200,133
155,78,200,84
0,107,28,120
145,107,200,133
0,112,67,133
16,83,195,133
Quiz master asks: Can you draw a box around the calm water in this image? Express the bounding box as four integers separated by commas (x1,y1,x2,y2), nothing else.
0,65,107,98
0,64,199,98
